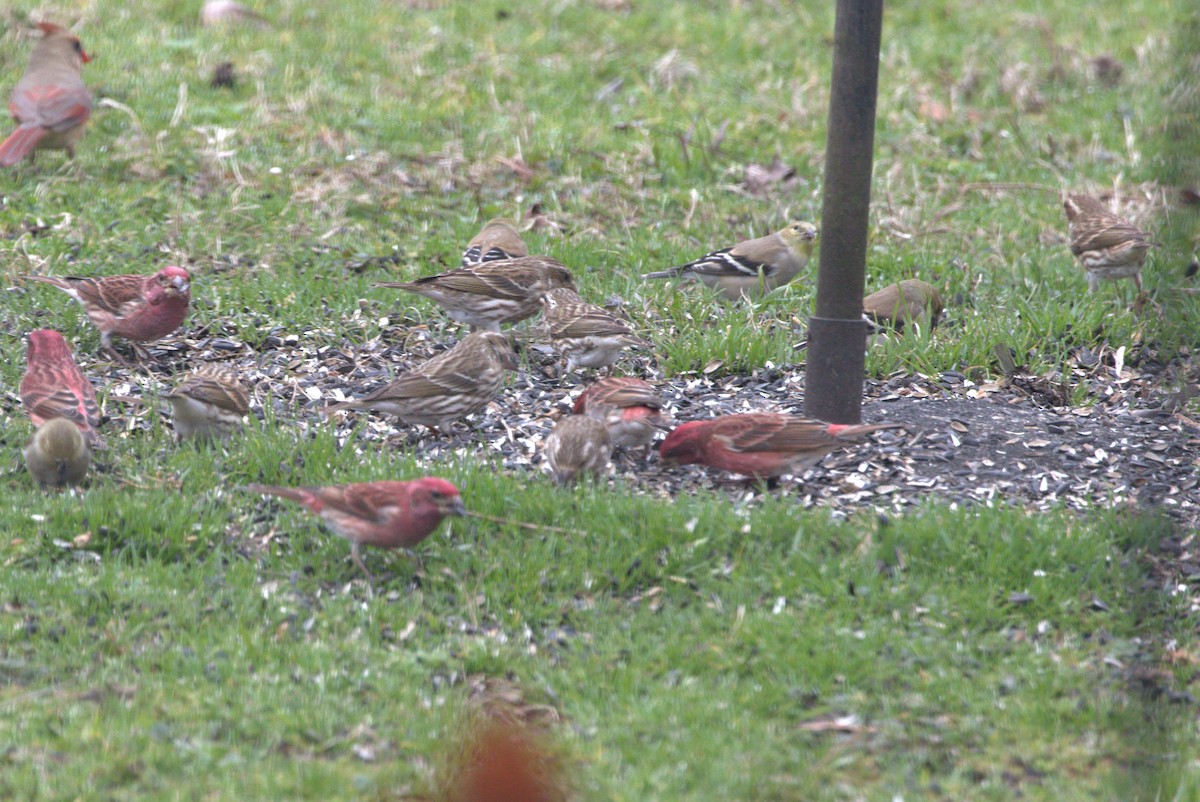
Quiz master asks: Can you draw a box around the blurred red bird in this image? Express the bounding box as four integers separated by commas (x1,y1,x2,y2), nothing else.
0,22,92,167
572,376,671,449
20,328,103,446
245,478,466,578
659,412,901,480
23,266,191,360
449,719,566,802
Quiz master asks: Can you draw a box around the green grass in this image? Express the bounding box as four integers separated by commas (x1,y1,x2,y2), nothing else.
1,0,1198,799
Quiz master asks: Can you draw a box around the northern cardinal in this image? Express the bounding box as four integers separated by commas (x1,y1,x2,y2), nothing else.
22,267,191,361
461,218,528,266
544,415,611,485
573,376,671,449
245,478,466,577
0,22,93,167
164,364,250,440
642,221,818,300
540,288,650,372
25,417,90,487
1063,193,1152,294
20,328,103,446
863,279,943,334
375,256,575,332
659,413,901,480
328,331,519,429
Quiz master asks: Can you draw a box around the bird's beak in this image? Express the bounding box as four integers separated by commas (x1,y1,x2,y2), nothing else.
170,276,190,295
442,496,467,517
804,228,819,241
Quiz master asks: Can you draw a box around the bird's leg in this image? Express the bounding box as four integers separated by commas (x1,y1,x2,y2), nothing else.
350,544,374,583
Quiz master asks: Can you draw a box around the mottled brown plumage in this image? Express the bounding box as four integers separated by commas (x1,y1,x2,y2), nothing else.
165,364,250,440
1063,193,1151,294
544,415,611,485
540,288,650,372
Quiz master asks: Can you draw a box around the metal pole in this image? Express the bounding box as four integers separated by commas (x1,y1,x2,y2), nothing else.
805,0,884,424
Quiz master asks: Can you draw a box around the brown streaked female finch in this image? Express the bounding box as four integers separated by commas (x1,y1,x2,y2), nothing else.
164,364,250,441
328,331,519,430
544,415,612,485
659,413,901,480
374,256,575,332
0,22,92,167
863,279,943,335
573,376,671,449
540,288,651,372
245,478,466,578
1063,193,1152,294
642,221,818,300
22,266,191,361
461,218,528,266
20,328,103,446
25,416,90,488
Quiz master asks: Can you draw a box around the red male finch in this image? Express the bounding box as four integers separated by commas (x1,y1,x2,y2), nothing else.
20,328,103,446
0,22,93,167
328,331,519,430
573,376,671,450
659,413,901,481
245,478,466,578
461,217,528,266
375,256,575,332
1063,193,1152,296
544,415,612,485
164,364,250,441
22,266,191,362
25,417,90,487
642,221,818,300
540,288,651,373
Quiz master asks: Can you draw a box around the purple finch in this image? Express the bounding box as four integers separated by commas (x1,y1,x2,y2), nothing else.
572,376,670,449
544,415,611,485
660,412,900,480
246,478,466,577
540,288,650,372
642,221,818,300
20,328,103,446
328,331,519,429
1063,193,1151,294
375,256,574,332
164,364,250,440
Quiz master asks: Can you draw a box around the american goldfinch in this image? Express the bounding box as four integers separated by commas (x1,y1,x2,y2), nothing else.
1063,194,1151,294
461,218,528,266
25,417,90,487
375,256,574,332
245,479,466,578
328,331,519,430
544,415,612,485
659,413,901,480
540,288,651,372
165,364,250,441
863,279,943,334
643,221,818,300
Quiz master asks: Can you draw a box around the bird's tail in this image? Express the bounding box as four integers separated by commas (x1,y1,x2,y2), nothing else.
244,484,309,504
641,268,682,280
828,422,904,440
0,124,46,167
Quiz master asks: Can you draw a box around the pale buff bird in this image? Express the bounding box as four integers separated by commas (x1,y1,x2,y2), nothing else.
545,415,612,485
862,279,943,335
375,256,574,332
461,218,528,266
643,221,818,300
1063,193,1152,294
25,417,90,487
164,364,250,441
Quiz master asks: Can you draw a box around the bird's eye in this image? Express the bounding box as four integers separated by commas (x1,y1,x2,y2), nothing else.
72,40,82,53
430,491,444,500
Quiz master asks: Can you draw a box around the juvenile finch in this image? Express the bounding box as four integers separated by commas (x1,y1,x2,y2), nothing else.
20,328,103,446
659,413,901,480
164,364,250,441
862,279,943,334
375,256,575,332
25,417,90,487
544,415,611,485
642,221,818,300
23,266,191,360
540,288,651,372
245,478,466,578
328,331,519,429
461,218,528,266
0,22,92,167
573,376,671,449
1063,193,1152,294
